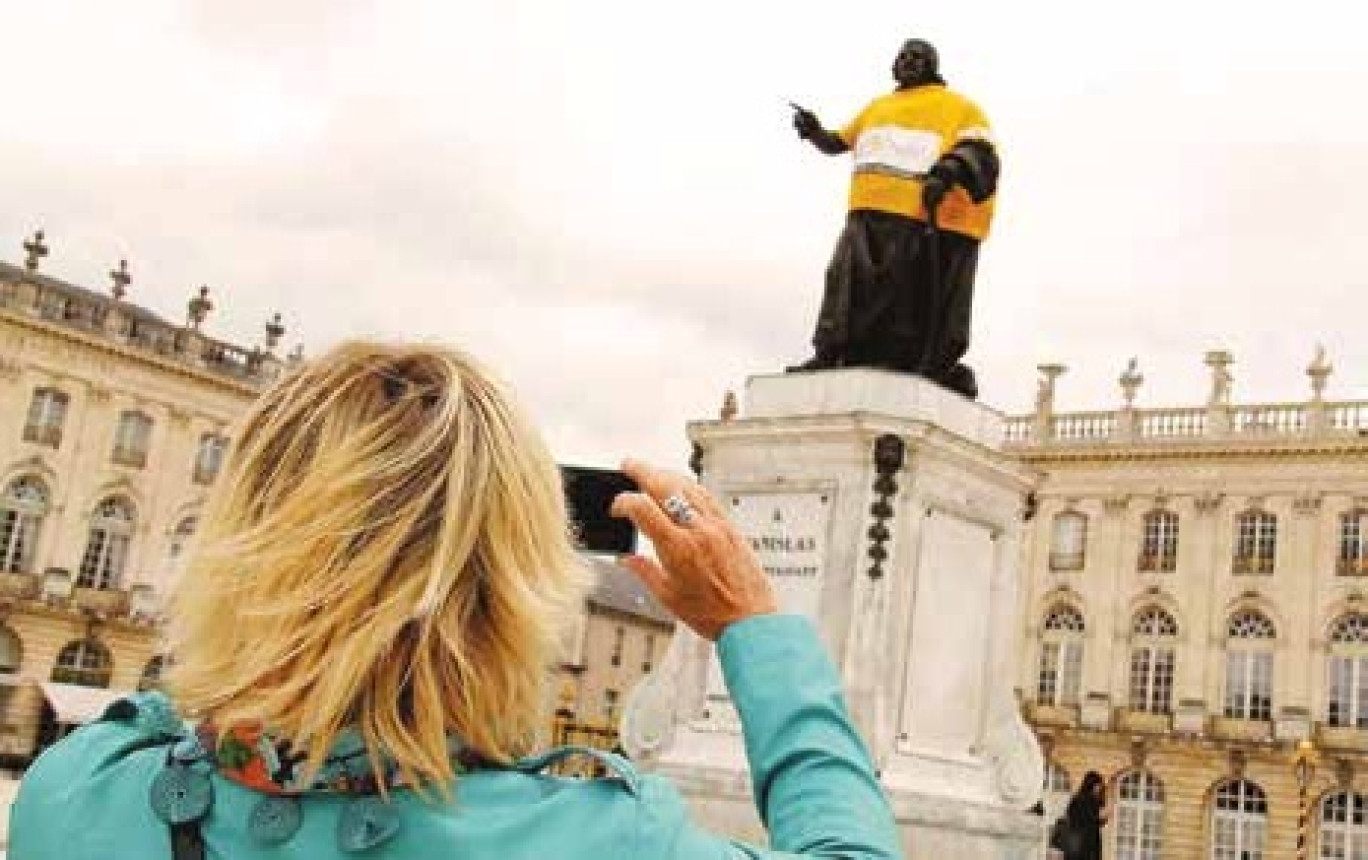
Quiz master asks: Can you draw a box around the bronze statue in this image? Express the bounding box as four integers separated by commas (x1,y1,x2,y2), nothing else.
788,39,999,399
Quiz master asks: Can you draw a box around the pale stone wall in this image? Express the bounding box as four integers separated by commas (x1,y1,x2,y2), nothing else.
1013,376,1368,859
574,604,671,727
0,263,270,765
0,316,257,599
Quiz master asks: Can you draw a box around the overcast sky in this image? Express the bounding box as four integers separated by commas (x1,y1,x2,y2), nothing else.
5,0,1367,469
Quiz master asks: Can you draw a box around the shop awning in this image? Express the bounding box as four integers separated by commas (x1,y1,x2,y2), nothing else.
39,682,130,725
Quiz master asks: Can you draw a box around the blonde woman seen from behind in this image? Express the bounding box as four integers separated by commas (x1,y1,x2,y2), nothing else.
11,341,902,859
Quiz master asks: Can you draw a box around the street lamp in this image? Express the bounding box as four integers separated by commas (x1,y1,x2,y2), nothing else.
1293,739,1319,860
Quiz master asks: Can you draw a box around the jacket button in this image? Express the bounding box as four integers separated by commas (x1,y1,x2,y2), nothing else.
249,795,303,845
149,765,213,824
337,796,401,853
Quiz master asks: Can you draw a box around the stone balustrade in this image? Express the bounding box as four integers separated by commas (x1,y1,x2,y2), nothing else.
1007,350,1368,448
0,260,284,390
1006,399,1368,448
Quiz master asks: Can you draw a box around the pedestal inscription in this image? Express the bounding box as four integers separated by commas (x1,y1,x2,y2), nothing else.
699,489,833,724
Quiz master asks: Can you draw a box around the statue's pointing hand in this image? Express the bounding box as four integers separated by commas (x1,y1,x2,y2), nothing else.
791,105,821,140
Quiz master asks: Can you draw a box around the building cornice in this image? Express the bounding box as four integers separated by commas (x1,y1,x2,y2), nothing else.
1009,437,1368,465
1,307,263,400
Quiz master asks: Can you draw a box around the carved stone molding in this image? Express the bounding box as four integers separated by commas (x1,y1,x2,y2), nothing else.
1129,737,1149,767
984,708,1045,808
1103,495,1131,515
1228,747,1248,779
13,453,50,475
619,638,687,763
169,406,191,428
1035,732,1056,759
1194,492,1224,515
1295,494,1324,516
1336,757,1355,789
87,384,112,404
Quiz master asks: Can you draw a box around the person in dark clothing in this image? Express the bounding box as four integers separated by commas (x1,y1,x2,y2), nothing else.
1063,770,1107,860
788,38,1000,399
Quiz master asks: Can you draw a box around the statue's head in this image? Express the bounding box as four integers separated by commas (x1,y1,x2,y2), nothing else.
893,39,942,89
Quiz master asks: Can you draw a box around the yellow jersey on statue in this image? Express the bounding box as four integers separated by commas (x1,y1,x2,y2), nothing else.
789,39,1000,399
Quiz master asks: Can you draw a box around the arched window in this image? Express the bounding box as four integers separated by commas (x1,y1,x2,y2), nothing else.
1129,607,1178,714
1319,792,1368,860
1211,779,1267,859
0,625,22,674
1338,510,1368,576
1225,611,1276,721
1037,604,1085,706
1116,770,1165,860
1050,511,1088,571
1233,510,1278,574
0,476,48,574
77,497,134,590
1139,510,1179,572
1327,613,1368,728
111,411,153,469
139,656,165,691
23,387,68,448
51,639,112,688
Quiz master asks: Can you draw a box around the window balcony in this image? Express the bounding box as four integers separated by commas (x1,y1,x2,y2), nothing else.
1336,557,1368,576
1026,703,1079,729
1048,552,1085,572
1232,555,1275,575
1212,716,1273,742
22,424,62,448
0,571,39,600
111,447,147,469
1317,724,1368,751
72,586,130,617
1137,553,1177,572
1118,709,1172,734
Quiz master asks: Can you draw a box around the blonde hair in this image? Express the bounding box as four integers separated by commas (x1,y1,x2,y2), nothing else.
167,340,590,792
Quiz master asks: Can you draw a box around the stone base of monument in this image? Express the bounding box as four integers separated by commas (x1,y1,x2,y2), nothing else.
622,369,1046,859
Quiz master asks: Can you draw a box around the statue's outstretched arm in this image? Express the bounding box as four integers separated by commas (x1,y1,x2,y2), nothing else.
807,129,851,156
791,106,851,156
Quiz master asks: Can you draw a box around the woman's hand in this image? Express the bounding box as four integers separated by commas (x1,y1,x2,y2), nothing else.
610,458,778,641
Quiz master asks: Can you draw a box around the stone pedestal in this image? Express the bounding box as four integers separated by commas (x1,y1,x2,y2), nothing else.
623,369,1046,859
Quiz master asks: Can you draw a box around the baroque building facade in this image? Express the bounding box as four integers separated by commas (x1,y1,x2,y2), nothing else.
0,233,290,771
1011,351,1368,860
0,232,673,783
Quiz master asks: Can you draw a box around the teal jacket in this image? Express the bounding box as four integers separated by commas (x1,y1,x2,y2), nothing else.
11,614,901,859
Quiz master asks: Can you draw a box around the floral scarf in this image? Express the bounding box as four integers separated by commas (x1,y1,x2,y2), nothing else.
195,724,488,796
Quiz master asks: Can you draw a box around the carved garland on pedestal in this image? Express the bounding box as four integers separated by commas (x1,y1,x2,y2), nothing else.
688,443,704,478
866,434,904,580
